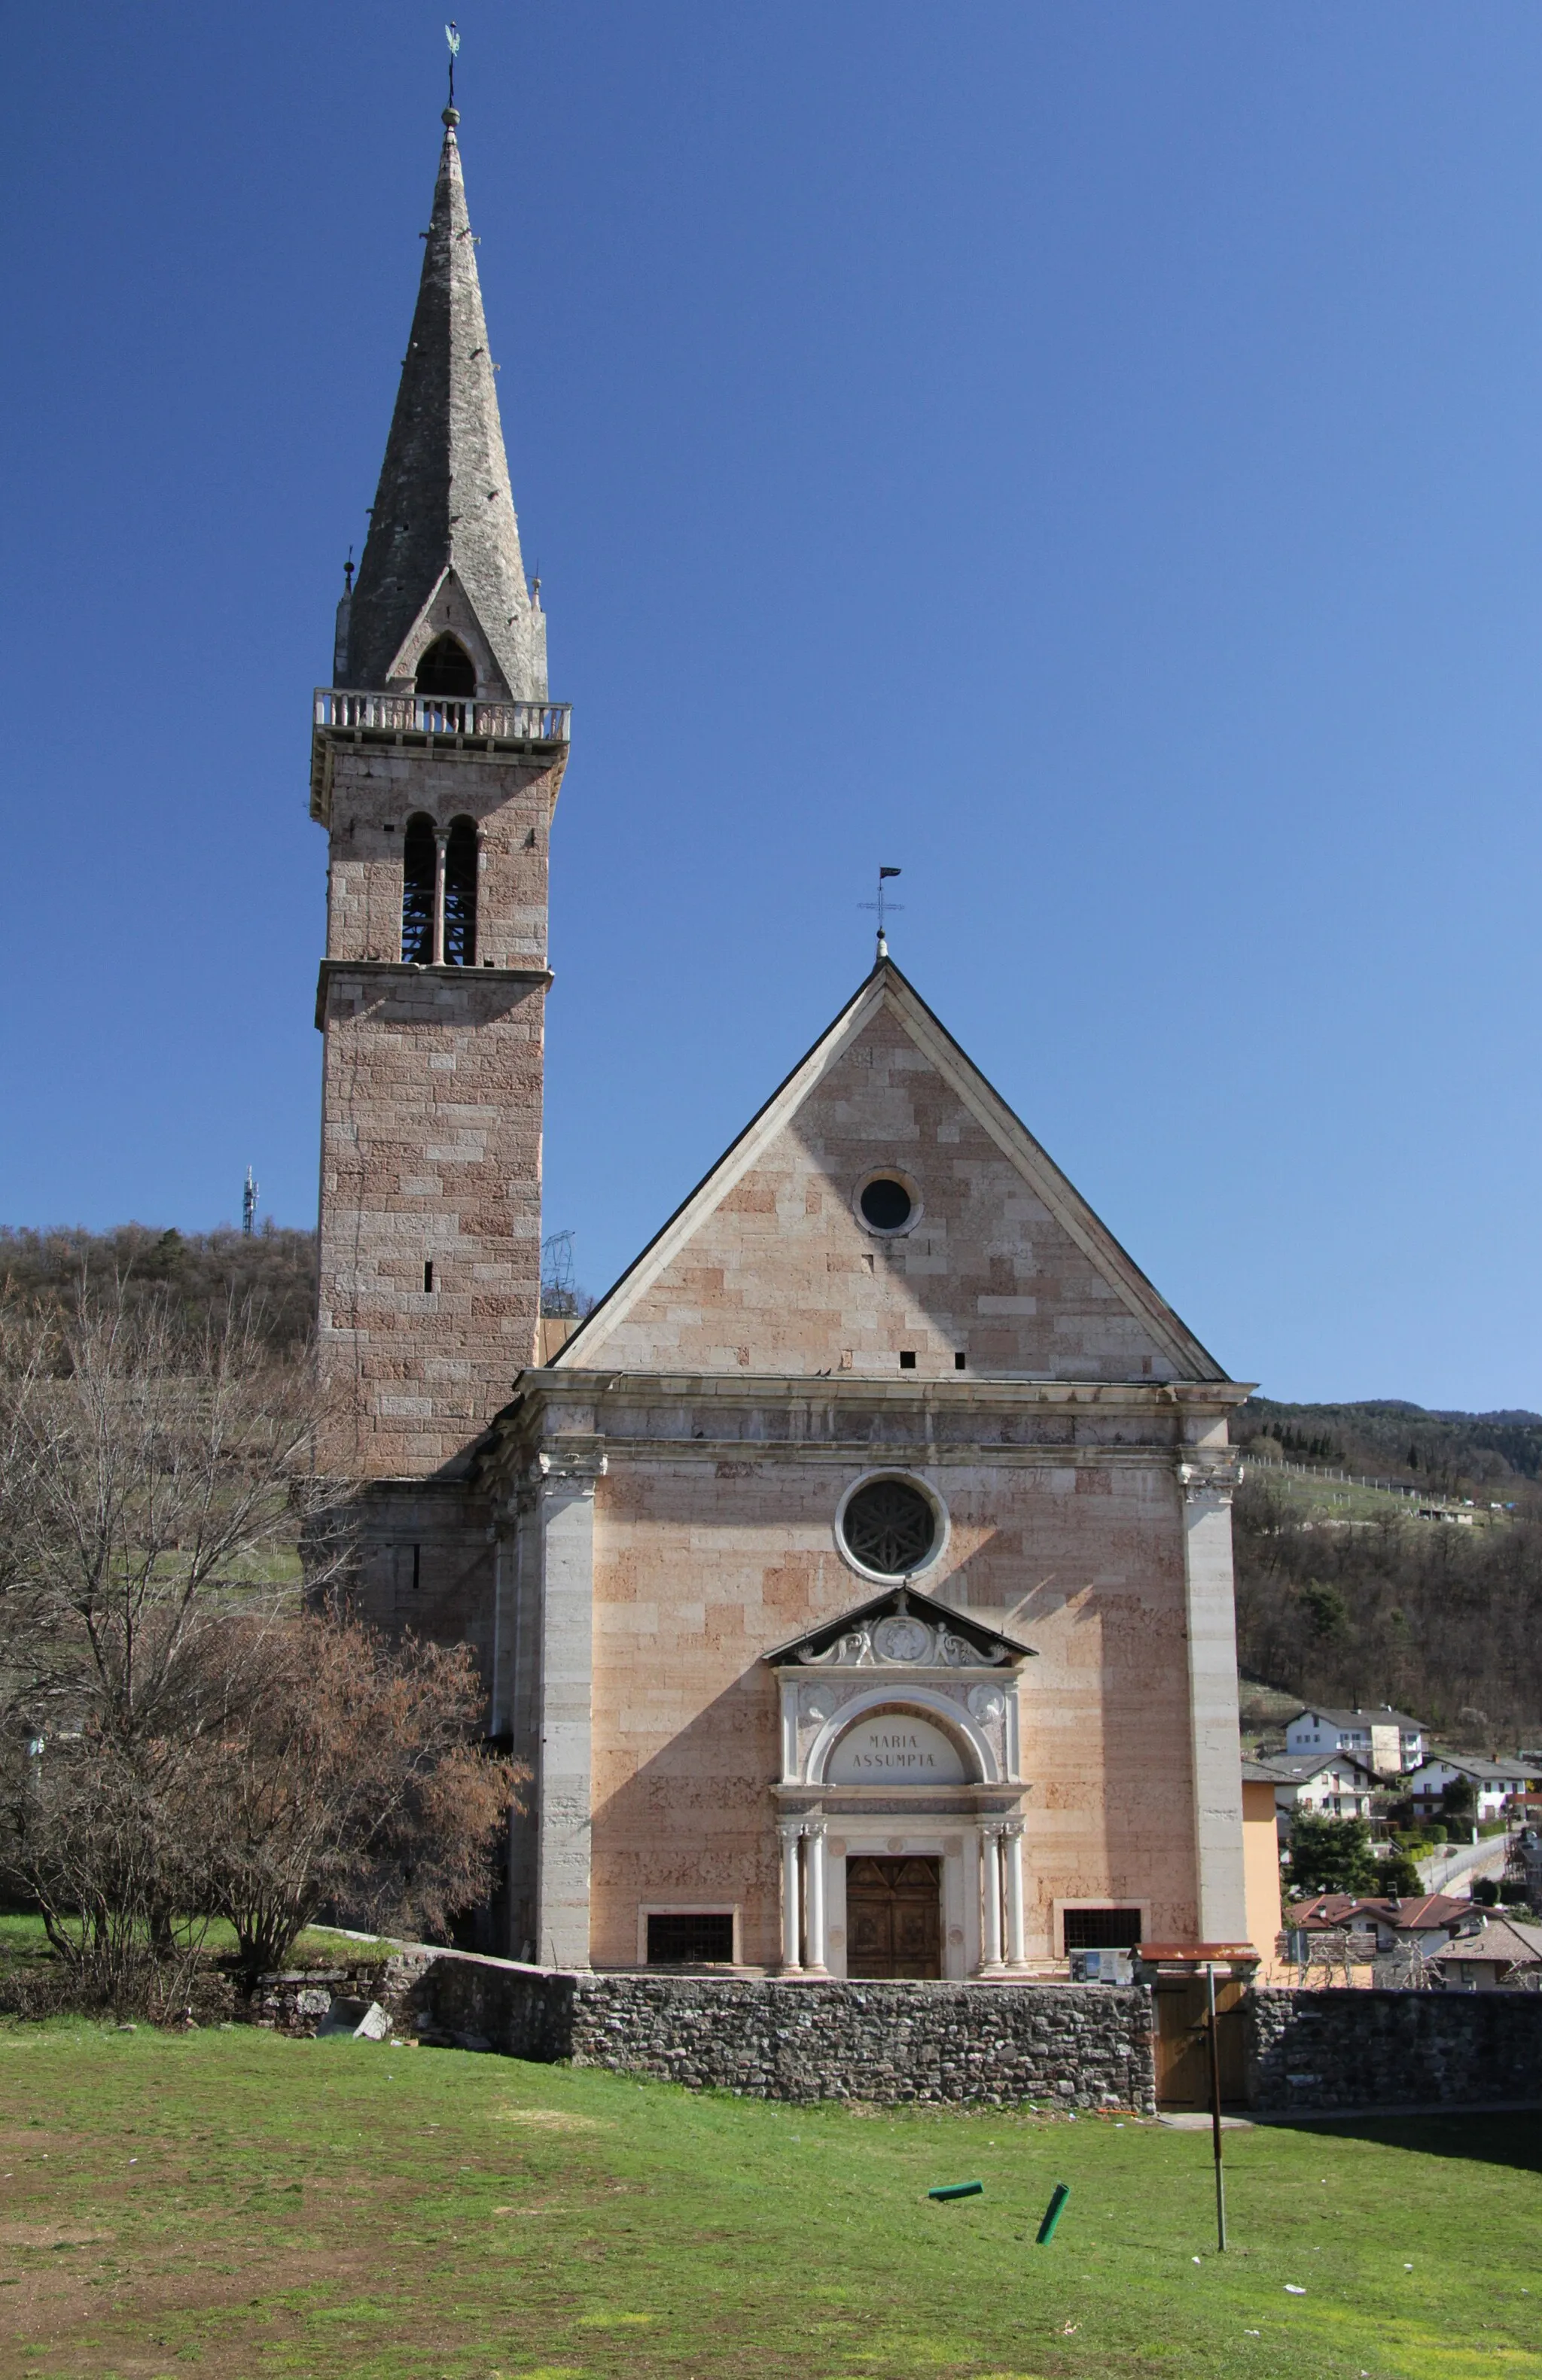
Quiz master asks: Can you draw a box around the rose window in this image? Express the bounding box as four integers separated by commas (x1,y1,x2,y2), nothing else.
840,1479,937,1575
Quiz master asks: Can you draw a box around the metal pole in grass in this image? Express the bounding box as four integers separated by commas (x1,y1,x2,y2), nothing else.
1205,1964,1227,2253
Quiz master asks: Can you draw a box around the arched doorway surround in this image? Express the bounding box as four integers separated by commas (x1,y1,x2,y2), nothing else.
765,1585,1035,1981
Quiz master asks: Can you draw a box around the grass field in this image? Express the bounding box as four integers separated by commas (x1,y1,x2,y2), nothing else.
0,1916,397,1970
0,2024,1537,2380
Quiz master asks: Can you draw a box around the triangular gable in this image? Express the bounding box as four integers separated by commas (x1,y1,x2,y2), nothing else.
764,1581,1034,1669
385,564,516,697
554,959,1228,1383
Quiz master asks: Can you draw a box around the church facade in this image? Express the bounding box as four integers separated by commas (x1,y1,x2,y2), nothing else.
312,104,1253,1980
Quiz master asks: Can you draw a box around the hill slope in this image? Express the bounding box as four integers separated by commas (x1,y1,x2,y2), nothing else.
0,1223,318,1356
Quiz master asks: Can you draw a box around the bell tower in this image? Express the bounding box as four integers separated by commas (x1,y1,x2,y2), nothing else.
312,102,568,1488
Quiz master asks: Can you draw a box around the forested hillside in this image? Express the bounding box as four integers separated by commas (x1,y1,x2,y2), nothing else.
1234,1395,1542,1502
0,1225,318,1356
1231,1400,1542,1744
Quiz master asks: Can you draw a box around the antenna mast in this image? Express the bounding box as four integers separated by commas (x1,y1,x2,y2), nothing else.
242,1167,258,1238
541,1230,577,1318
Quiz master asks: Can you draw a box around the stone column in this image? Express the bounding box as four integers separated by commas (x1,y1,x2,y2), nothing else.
977,1824,1004,1973
432,830,449,966
1002,1821,1028,1969
1178,1455,1250,1943
778,1822,805,1974
532,1440,606,1970
803,1820,830,1975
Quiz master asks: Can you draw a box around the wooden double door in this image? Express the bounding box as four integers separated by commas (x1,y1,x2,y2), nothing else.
846,1856,943,1979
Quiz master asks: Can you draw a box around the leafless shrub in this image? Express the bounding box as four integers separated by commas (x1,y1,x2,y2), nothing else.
0,1277,520,2011
0,1279,347,2006
200,1615,522,1983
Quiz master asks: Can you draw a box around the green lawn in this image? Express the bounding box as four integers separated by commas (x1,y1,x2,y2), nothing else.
0,2025,1536,2380
0,1916,398,1968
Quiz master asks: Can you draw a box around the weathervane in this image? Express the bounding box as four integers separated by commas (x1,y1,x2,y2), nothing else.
859,866,904,959
445,21,461,110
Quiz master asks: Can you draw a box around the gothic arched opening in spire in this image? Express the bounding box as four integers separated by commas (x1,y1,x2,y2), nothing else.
402,814,437,963
443,817,478,966
416,633,477,698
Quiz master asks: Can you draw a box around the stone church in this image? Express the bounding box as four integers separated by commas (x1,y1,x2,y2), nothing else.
312,102,1253,1980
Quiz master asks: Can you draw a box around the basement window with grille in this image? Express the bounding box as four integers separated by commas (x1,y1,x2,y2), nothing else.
645,1911,735,1966
1062,1907,1143,1953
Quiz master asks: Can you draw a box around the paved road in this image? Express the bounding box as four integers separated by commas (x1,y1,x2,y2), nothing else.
1416,1834,1511,1895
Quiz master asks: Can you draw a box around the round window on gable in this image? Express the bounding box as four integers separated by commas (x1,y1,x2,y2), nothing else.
840,1477,938,1577
855,1170,921,1235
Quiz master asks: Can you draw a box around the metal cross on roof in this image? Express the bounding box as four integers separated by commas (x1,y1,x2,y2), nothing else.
858,865,904,957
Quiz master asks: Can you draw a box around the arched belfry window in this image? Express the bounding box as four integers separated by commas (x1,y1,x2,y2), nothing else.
415,634,476,697
443,818,478,966
401,814,436,963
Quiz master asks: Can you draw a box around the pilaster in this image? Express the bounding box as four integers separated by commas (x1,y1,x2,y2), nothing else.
532,1438,605,1968
1178,1453,1249,1941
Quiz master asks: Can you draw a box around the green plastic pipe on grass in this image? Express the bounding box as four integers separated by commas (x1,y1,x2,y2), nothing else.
1035,2181,1071,2243
927,2180,984,2201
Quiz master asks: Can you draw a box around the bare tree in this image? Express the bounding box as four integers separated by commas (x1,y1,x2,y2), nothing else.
200,1615,522,1983
0,1280,349,2004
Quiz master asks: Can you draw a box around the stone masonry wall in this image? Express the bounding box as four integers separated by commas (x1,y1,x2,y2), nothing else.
251,1955,1540,2120
1247,1987,1542,2112
399,1958,1156,2110
316,740,562,1481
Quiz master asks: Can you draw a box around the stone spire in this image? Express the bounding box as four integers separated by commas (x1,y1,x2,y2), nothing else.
345,108,547,698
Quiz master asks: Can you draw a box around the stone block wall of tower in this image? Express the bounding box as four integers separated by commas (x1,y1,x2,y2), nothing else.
315,742,562,1477
322,744,556,969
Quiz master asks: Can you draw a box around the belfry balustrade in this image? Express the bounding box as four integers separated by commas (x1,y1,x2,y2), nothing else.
314,688,571,741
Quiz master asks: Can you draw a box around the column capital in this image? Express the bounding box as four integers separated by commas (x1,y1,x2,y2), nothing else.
776,1818,807,1843
1177,1456,1242,1505
535,1438,608,1487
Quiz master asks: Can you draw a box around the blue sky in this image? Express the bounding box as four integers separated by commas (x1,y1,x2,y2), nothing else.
2,4,1539,1411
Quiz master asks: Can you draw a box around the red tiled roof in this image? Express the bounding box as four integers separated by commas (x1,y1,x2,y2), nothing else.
1287,1892,1470,1932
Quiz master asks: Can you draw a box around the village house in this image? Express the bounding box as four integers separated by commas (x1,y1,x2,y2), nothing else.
1253,1749,1381,1830
1430,1914,1542,1991
1284,1705,1427,1776
1407,1755,1538,1822
1287,1892,1475,1962
311,97,1263,1983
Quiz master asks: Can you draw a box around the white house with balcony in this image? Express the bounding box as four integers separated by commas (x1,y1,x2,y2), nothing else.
1285,1704,1426,1776
1408,1755,1538,1822
1254,1750,1380,1834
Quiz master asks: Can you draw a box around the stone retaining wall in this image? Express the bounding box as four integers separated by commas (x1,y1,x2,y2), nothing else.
248,1956,1540,2120
399,1959,1157,2111
251,1955,433,2036
1246,1987,1542,2112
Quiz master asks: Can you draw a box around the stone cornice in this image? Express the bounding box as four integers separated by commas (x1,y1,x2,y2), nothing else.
506,1369,1252,1415
479,1371,1250,1495
315,957,552,1028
